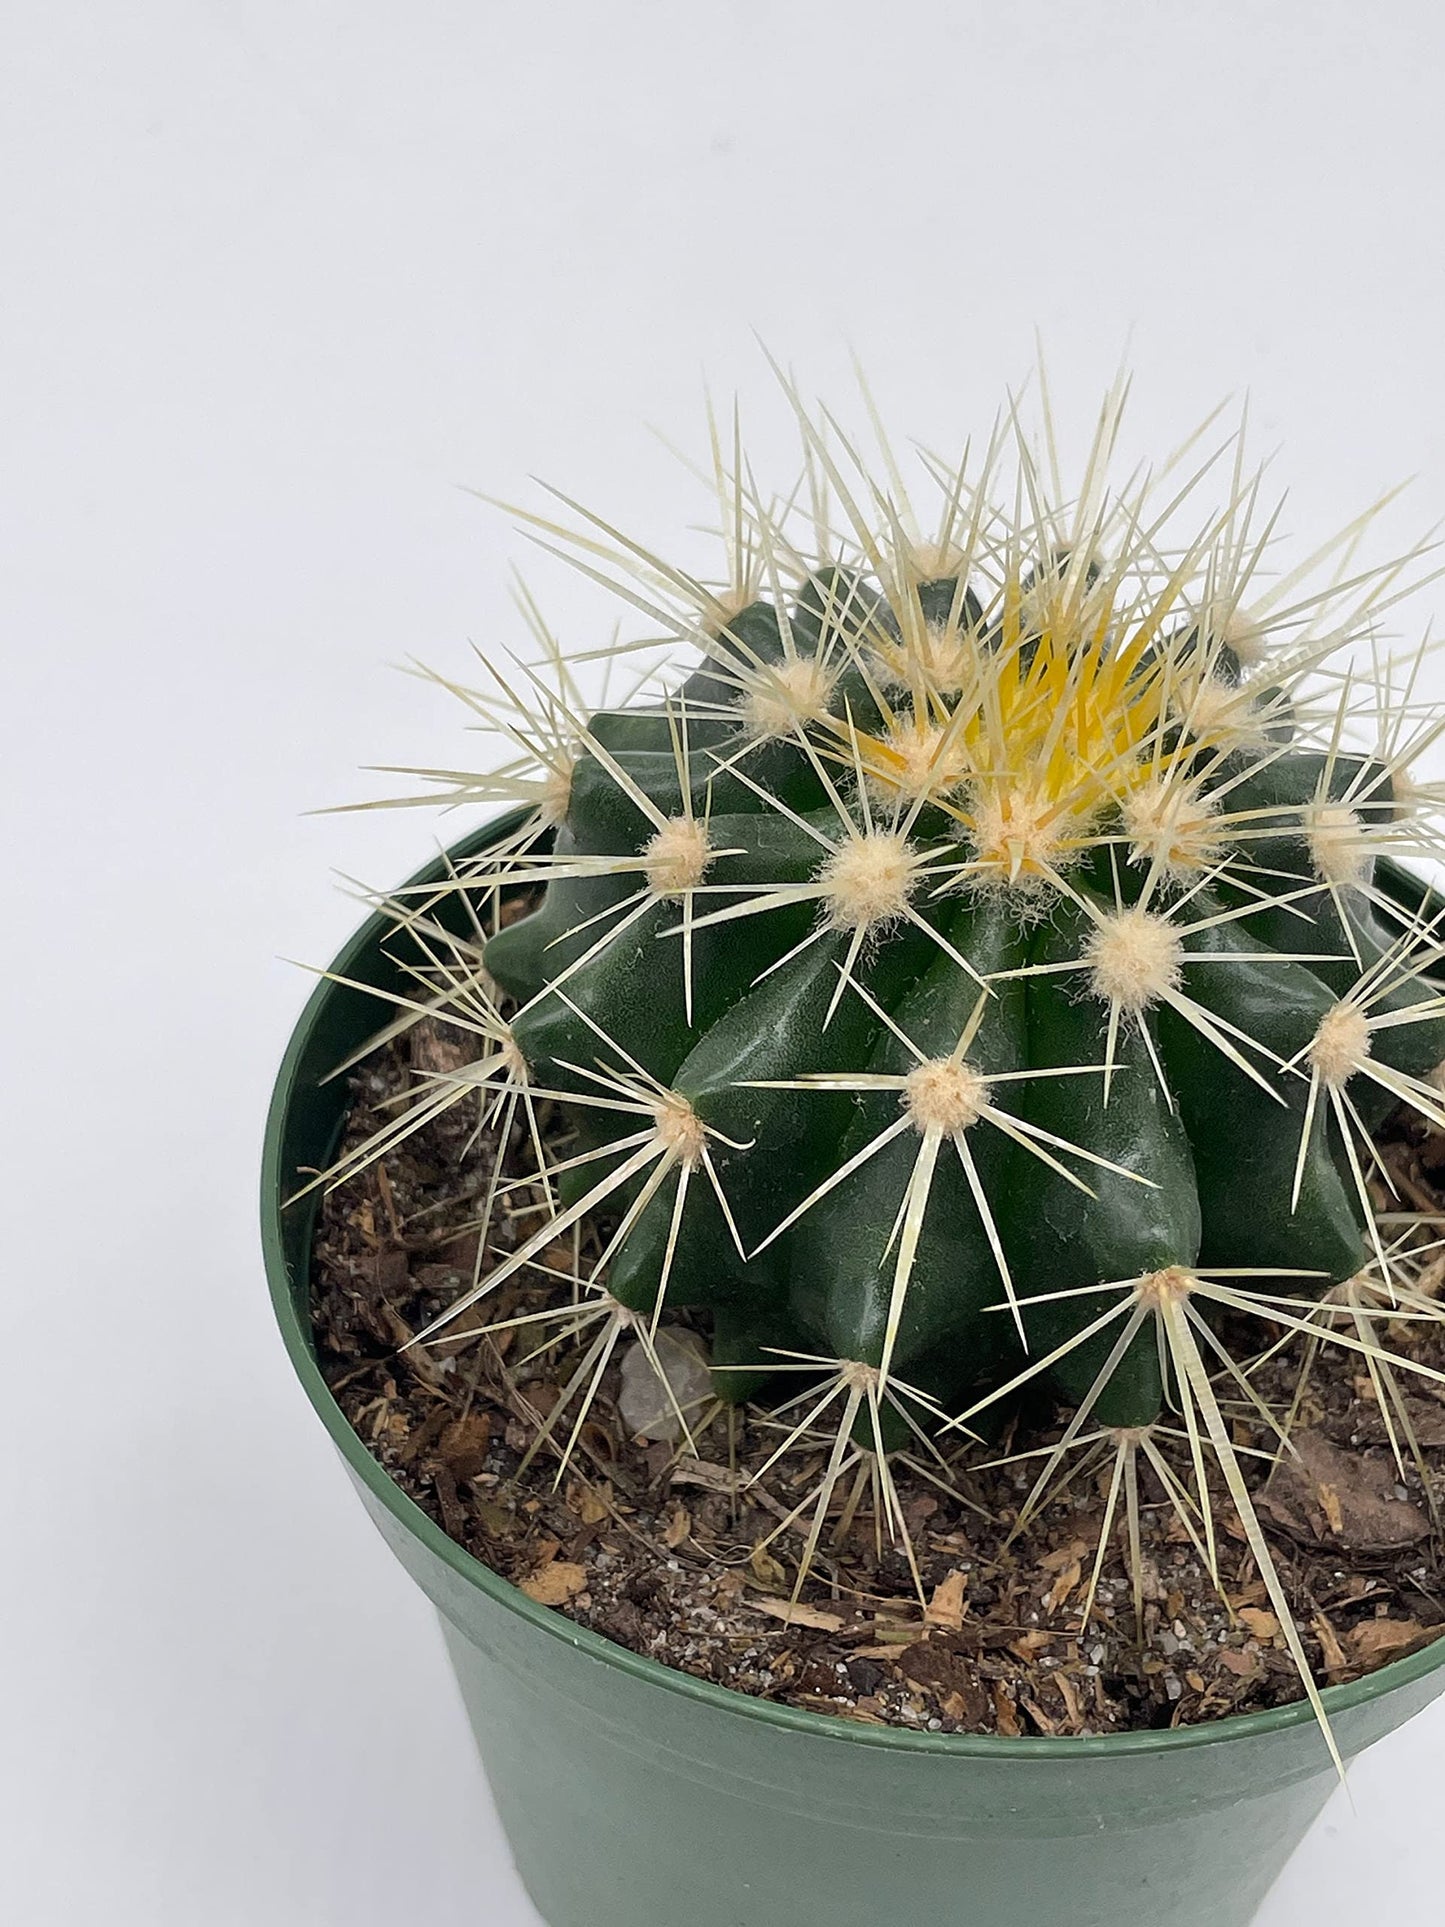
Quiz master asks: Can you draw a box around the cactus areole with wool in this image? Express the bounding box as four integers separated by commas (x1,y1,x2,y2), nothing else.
343,380,1445,1735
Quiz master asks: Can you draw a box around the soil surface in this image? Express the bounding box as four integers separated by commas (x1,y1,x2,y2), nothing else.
307,1017,1445,1737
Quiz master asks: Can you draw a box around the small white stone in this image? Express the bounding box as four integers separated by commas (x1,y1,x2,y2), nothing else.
618,1326,714,1443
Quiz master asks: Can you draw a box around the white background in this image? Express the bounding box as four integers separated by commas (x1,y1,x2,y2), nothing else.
6,4,1445,1921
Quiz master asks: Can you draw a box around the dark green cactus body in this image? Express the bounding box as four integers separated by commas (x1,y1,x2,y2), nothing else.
1157,907,1368,1280
606,923,931,1316
1209,752,1445,1124
484,548,1436,1444
785,895,1027,1382
1010,898,1201,1429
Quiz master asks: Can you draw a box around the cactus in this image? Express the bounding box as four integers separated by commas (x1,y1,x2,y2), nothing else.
321,376,1445,1751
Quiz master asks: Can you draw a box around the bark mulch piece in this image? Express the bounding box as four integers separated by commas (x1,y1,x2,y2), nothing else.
306,1018,1445,1738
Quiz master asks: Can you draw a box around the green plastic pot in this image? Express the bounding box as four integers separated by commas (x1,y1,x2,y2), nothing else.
262,817,1445,1927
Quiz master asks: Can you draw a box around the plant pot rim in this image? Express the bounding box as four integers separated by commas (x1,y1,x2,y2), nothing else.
261,809,1445,1762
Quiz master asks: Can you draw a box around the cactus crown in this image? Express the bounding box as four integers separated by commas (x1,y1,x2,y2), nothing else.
322,375,1445,1756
